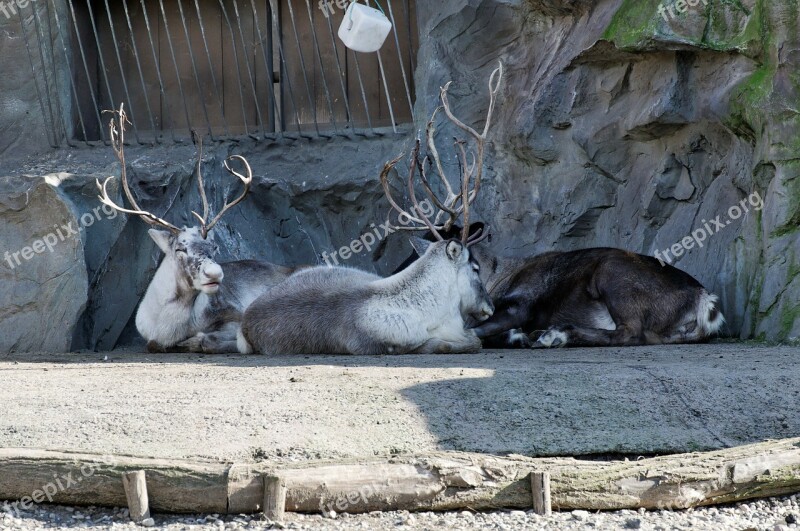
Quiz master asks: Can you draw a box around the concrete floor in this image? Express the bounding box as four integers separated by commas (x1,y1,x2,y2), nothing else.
0,343,798,462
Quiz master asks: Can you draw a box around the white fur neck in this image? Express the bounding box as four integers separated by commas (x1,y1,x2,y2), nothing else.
135,255,204,346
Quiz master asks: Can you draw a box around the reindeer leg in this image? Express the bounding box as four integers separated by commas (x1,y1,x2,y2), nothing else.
410,335,482,354
532,324,646,348
472,296,530,339
173,329,242,354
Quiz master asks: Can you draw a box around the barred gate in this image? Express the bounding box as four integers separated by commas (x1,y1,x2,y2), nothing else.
20,0,418,145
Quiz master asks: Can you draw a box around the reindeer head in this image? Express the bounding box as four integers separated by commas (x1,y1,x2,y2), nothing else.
147,227,223,294
96,104,252,296
411,237,494,323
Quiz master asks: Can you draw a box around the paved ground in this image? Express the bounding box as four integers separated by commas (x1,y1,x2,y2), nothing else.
0,342,798,462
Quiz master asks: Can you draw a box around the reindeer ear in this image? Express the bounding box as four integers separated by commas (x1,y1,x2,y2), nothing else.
446,240,464,262
409,237,432,256
148,229,173,254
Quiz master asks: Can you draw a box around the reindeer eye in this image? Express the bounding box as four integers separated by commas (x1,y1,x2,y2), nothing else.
472,263,480,272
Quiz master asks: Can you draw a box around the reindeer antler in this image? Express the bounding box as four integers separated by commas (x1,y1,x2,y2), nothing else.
381,143,446,239
190,131,211,232
437,61,503,243
95,103,181,234
198,155,253,238
187,135,253,239
380,61,503,246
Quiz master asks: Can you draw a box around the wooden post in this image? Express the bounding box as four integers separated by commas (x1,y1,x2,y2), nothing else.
122,470,151,523
531,471,552,516
263,474,287,521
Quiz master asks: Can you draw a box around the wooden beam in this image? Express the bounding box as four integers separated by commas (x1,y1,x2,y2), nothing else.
531,472,551,516
263,474,287,521
122,470,150,523
0,439,798,515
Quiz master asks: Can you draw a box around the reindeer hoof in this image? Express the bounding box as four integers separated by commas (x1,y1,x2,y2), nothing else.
146,341,167,353
506,329,533,348
534,329,568,348
177,333,206,353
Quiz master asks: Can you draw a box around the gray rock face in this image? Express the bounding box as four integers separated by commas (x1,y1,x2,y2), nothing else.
0,0,797,351
0,175,87,352
413,0,799,341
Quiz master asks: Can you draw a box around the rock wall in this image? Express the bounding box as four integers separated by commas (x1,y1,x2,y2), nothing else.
414,0,799,340
0,0,797,351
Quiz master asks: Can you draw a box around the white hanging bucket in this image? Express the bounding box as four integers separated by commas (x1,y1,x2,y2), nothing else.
338,2,392,53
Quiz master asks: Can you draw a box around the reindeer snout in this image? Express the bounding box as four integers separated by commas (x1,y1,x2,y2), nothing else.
473,300,494,322
204,263,224,282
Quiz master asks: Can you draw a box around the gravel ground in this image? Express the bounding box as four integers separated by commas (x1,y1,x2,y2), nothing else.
1,495,799,530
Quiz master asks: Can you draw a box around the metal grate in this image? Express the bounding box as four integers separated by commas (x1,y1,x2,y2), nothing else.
21,0,418,145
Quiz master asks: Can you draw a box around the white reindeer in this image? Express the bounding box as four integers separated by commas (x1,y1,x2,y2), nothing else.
97,105,297,354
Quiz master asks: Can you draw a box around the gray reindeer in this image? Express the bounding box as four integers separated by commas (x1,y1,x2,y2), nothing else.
238,139,495,356
97,105,297,354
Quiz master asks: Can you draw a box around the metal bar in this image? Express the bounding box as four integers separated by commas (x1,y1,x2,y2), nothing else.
403,0,416,74
17,8,57,147
139,0,179,143
28,3,61,145
303,0,340,136
265,0,277,133
157,0,195,136
241,0,283,135
375,49,397,133
50,1,89,145
102,0,142,143
193,0,231,137
386,0,413,117
266,0,308,138
350,51,375,133
322,3,355,134
41,0,72,145
121,0,159,142
66,0,106,143
285,0,322,136
217,0,258,138
85,0,120,137
174,0,215,139
233,0,277,138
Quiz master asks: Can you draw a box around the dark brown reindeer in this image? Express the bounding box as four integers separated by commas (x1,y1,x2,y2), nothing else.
389,64,725,348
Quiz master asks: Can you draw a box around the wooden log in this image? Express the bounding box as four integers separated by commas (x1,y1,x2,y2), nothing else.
263,474,287,521
0,449,230,513
122,470,150,523
531,472,551,516
0,439,798,515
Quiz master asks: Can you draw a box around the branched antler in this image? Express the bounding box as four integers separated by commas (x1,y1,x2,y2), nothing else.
380,61,504,246
96,103,181,234
96,104,254,239
200,155,253,237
